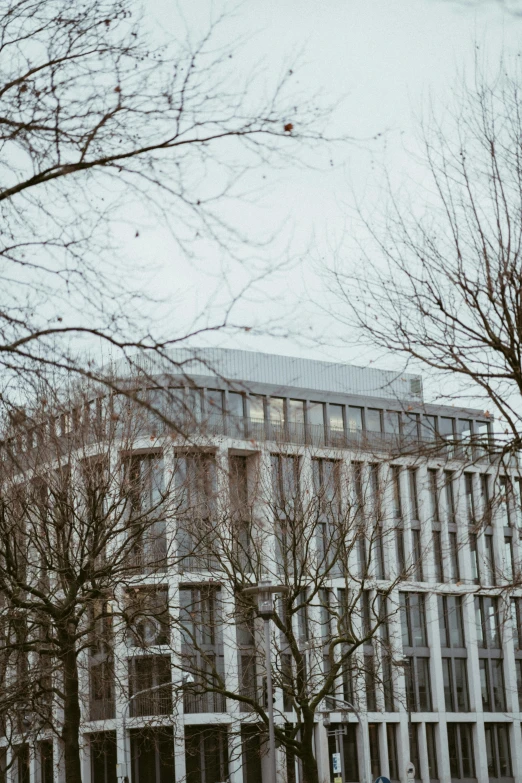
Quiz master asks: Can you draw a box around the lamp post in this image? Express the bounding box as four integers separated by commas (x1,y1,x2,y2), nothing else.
119,672,193,783
317,695,368,783
242,577,289,783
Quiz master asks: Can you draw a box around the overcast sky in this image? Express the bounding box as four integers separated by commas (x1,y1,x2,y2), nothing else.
120,0,521,380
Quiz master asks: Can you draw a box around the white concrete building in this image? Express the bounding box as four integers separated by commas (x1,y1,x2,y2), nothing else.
2,349,521,783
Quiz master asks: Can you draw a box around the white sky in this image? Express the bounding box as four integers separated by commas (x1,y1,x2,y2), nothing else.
117,0,521,384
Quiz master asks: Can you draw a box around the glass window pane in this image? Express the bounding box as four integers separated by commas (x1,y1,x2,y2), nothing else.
426,724,438,780
485,725,496,778
447,595,464,648
270,398,285,424
288,399,305,425
347,406,363,432
228,392,244,418
491,659,506,711
386,724,399,781
308,402,325,427
404,413,419,441
207,389,223,415
422,415,437,441
417,657,432,711
366,409,382,433
442,658,453,711
497,724,512,777
249,395,265,422
384,411,400,435
480,659,491,710
329,404,344,432
454,659,469,712
460,724,475,778
411,594,427,646
440,417,455,438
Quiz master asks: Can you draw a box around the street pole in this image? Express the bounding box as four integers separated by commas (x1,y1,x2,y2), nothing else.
242,577,289,783
318,695,368,783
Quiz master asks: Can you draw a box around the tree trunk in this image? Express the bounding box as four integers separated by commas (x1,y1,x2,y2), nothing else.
300,718,320,783
61,641,83,783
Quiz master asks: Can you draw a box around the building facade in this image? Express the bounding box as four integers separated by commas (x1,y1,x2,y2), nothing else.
1,348,521,783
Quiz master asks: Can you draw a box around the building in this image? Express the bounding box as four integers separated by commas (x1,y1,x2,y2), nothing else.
0,348,520,783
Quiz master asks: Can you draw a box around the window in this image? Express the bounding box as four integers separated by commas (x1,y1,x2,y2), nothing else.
485,724,512,779
126,453,166,572
368,724,380,779
483,533,496,586
400,593,428,647
504,534,514,582
126,587,169,647
175,453,217,570
229,455,253,569
387,724,399,781
444,471,456,524
313,459,341,572
404,412,420,442
288,399,305,426
481,473,492,524
365,653,377,710
228,392,245,418
412,529,424,581
511,598,522,650
272,454,300,572
249,395,265,423
429,470,440,521
475,596,501,648
130,728,174,783
469,534,479,584
370,465,386,579
400,593,432,712
442,658,469,712
185,726,229,783
422,415,437,441
366,408,382,433
329,404,345,445
426,724,438,781
228,392,245,437
128,656,172,717
515,660,522,710
499,476,512,527
440,417,456,457
40,741,54,783
327,725,359,782
90,733,117,783
464,474,475,524
409,469,420,520
458,420,473,456
438,595,465,648
447,532,460,584
308,401,325,428
207,389,224,419
391,466,402,519
269,397,285,429
433,530,444,583
384,411,401,438
347,406,363,433
180,586,225,714
447,723,475,780
479,659,506,711
476,420,491,456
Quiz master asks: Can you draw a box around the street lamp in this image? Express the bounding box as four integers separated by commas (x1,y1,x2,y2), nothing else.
242,577,289,783
317,695,368,783
119,672,194,783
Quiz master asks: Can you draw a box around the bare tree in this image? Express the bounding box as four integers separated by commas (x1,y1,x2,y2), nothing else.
326,66,522,462
0,390,187,783
0,0,338,402
165,445,418,783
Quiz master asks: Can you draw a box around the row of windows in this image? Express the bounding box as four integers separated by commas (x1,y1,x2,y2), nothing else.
22,721,517,783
